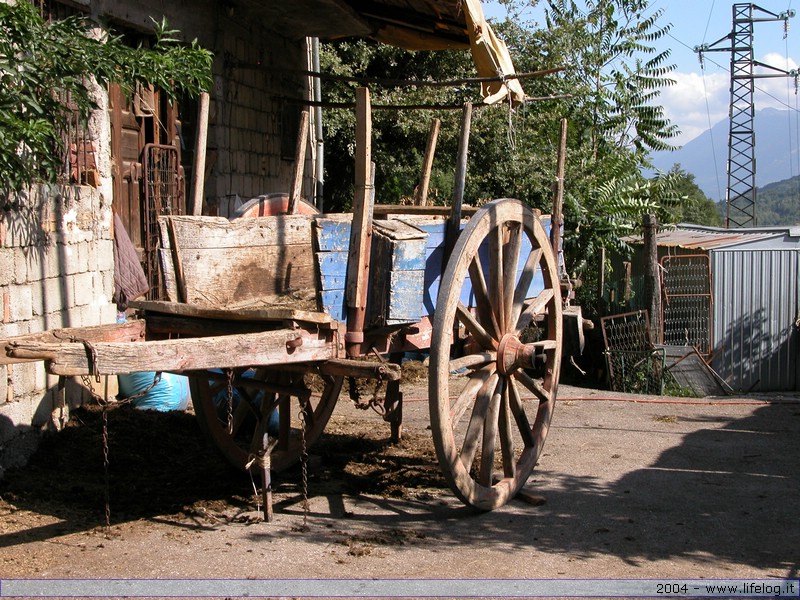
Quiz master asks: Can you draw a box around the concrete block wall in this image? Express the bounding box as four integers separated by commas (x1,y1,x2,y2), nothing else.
207,17,308,214
0,185,116,477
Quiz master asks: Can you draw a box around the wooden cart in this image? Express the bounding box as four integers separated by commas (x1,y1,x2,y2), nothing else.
4,92,563,512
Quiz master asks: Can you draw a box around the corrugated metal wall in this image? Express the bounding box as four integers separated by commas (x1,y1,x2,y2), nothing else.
710,249,800,392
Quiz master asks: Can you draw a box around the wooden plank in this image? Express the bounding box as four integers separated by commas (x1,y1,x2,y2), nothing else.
2,321,146,365
314,216,352,251
129,300,332,325
157,218,178,302
177,245,315,305
143,314,276,338
415,117,440,206
6,328,337,376
446,102,472,263
374,204,479,217
315,250,348,289
288,110,310,214
160,214,313,249
318,358,401,381
319,290,347,322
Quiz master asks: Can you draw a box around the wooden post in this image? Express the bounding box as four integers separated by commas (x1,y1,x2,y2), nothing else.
415,118,441,206
643,213,662,344
597,247,605,301
288,110,310,214
260,433,273,522
551,118,567,262
345,88,373,356
445,102,472,263
191,92,210,216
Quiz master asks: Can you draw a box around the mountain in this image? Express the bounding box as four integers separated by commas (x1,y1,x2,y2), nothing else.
650,108,800,202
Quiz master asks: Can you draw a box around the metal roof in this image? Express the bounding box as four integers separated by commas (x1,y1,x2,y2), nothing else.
623,224,800,250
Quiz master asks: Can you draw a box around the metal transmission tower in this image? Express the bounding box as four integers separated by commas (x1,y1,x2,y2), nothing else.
695,4,796,228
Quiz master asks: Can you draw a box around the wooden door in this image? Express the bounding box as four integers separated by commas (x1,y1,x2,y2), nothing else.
109,83,186,300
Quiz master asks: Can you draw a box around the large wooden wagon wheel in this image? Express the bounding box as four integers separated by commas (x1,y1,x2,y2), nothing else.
429,198,562,510
189,367,343,473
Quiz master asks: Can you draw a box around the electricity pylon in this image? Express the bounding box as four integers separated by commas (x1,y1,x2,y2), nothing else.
695,3,796,228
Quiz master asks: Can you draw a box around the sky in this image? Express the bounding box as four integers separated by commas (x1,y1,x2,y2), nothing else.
484,0,800,146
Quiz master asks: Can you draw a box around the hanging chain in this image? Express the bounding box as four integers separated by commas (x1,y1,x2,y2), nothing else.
225,368,234,434
101,403,110,528
71,338,169,529
348,376,387,415
299,394,310,530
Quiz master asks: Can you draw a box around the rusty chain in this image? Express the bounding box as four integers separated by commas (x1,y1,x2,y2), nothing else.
73,338,164,529
225,368,234,435
299,393,310,531
348,376,386,416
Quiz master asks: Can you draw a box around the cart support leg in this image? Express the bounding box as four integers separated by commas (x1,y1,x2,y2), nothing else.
259,433,273,522
383,352,404,442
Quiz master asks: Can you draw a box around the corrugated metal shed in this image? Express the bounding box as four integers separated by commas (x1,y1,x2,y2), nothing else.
611,224,800,392
623,224,796,251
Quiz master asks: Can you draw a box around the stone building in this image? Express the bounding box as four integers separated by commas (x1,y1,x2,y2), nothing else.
0,0,521,473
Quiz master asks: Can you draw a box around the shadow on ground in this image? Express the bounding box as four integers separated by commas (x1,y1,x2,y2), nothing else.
1,398,798,576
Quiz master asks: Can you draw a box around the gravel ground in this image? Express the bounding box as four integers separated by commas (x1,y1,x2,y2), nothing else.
0,379,797,598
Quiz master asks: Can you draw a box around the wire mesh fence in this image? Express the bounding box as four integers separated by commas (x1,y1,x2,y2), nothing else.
601,310,664,394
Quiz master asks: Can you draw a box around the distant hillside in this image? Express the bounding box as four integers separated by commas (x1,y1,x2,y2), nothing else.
651,107,800,203
755,175,800,226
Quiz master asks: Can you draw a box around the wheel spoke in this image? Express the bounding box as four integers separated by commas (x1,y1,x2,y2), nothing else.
449,351,496,373
457,303,498,350
459,371,497,471
515,288,555,335
502,223,523,335
488,226,505,331
450,364,494,428
512,369,551,405
510,247,542,330
479,378,503,486
507,377,536,448
230,394,252,438
468,256,501,339
498,380,515,477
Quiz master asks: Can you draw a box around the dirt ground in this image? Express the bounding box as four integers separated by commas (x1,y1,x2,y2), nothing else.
0,365,798,596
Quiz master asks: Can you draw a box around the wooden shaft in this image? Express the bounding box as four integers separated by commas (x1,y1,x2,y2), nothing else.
415,118,440,206
551,118,567,265
288,110,310,214
643,214,662,344
191,92,210,216
345,88,373,356
445,102,472,263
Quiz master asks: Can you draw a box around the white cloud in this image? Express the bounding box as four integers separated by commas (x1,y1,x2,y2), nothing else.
660,70,728,145
659,52,800,146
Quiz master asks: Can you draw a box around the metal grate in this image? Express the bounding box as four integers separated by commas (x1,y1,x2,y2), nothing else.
143,143,182,300
601,310,664,394
661,254,712,357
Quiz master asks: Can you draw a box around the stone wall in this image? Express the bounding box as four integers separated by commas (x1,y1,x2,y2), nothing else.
0,185,117,477
205,16,310,215
0,1,312,476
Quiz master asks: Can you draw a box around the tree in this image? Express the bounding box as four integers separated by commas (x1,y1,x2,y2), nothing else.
0,1,212,202
319,0,682,309
663,164,723,226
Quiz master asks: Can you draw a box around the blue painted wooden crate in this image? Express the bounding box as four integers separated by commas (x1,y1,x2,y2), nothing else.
314,216,351,322
367,220,428,326
397,214,554,318
314,216,428,325
314,212,555,326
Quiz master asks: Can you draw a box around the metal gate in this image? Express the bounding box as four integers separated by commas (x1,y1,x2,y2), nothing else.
142,143,183,300
661,254,712,357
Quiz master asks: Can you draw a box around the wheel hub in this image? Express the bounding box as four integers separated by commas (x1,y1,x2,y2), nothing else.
497,334,536,375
